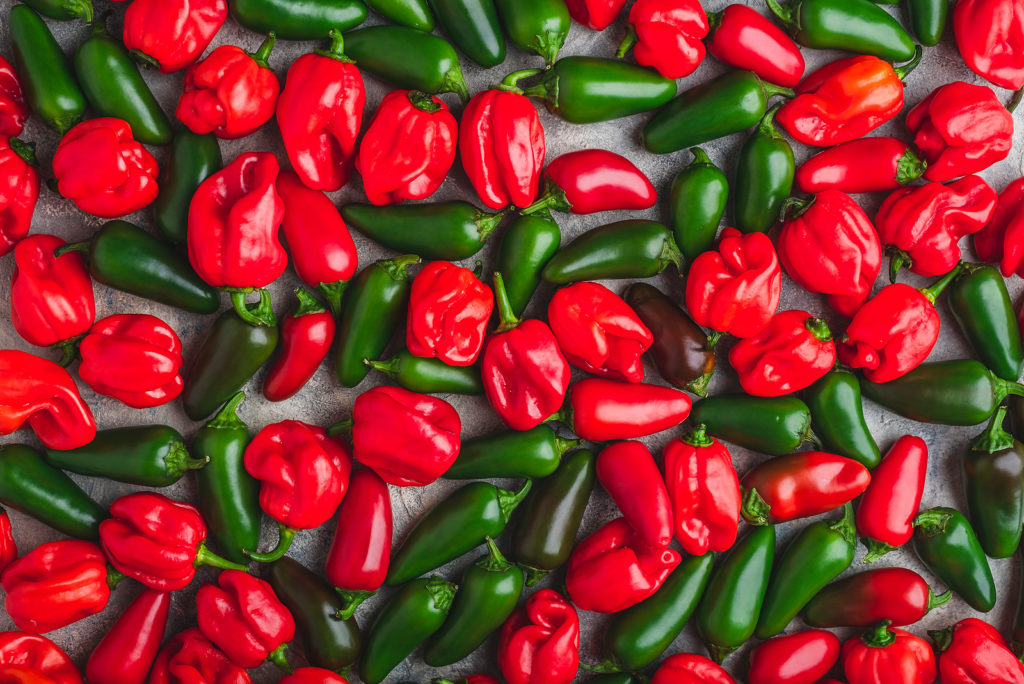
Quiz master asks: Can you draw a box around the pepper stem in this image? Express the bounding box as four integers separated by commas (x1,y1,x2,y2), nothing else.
805,316,832,343
208,392,247,430
194,542,250,571
493,272,521,333
896,147,927,186
364,356,400,380
687,371,714,397
555,435,584,455
1002,379,1024,400
53,338,80,368
706,331,723,349
913,507,954,537
315,29,353,63
893,45,924,81
379,254,420,282
862,620,896,648
828,502,856,546
970,405,1015,454
578,661,621,674
764,0,796,30
8,137,36,166
478,536,513,572
293,286,326,318
706,642,737,664
267,643,292,673
760,79,796,100
130,48,161,71
616,25,639,58
442,64,471,103
499,68,545,94
334,589,373,620
928,627,954,652
741,487,771,526
229,289,277,328
248,32,276,68
778,196,812,223
660,234,686,275
689,147,714,168
424,576,458,613
89,10,111,36
928,587,953,611
327,418,353,438
475,207,510,243
106,566,126,590
681,424,714,448
919,263,962,304
521,563,550,587
1009,87,1024,114
887,248,912,283
408,90,443,113
165,440,209,478
53,240,91,259
497,480,533,522
69,0,93,22
317,280,348,317
245,523,298,563
521,178,571,216
862,537,898,563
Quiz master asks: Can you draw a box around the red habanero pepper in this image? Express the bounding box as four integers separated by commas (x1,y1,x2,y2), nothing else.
498,589,579,684
177,34,279,139
617,0,708,80
804,567,951,628
857,436,928,561
685,227,781,339
0,633,82,684
0,56,27,137
279,669,349,684
547,281,653,383
796,138,927,194
263,289,335,402
906,81,1014,183
0,510,14,575
729,310,836,397
277,31,365,192
954,0,1024,90
975,177,1024,278
842,622,936,684
86,589,170,684
123,0,228,73
523,149,656,216
878,175,998,279
561,378,691,442
407,261,494,366
51,118,159,218
565,0,628,30
0,136,39,257
663,426,741,556
652,653,737,684
705,4,805,88
150,628,251,684
351,386,462,486
356,90,458,205
0,539,110,633
931,618,1024,684
0,350,96,450
749,630,841,684
596,441,673,548
742,452,871,525
460,88,545,210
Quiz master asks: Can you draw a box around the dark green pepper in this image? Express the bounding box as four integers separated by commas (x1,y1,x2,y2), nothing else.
733,105,794,235
364,0,434,30
495,211,561,317
344,25,470,101
229,0,366,40
906,0,947,46
804,369,881,469
494,0,570,65
445,425,581,480
670,148,728,262
364,350,483,395
20,0,92,21
913,506,996,612
766,0,917,60
542,220,683,284
429,0,505,67
948,262,1024,382
154,130,222,245
963,406,1024,559
341,203,507,260
690,394,818,456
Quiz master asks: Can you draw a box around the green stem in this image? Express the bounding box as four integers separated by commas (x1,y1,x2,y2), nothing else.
497,480,533,521
1008,86,1024,114
317,281,348,317
245,523,298,563
424,577,457,613
1003,380,1024,399
521,563,549,587
53,240,90,258
971,405,1015,453
478,536,512,572
327,418,353,438
292,286,326,318
896,147,927,185
408,90,442,113
706,330,723,349
764,0,796,29
861,620,896,648
682,424,714,448
476,207,510,242
913,508,953,536
380,254,420,281
54,338,80,368
928,587,953,611
829,502,856,546
887,248,911,283
758,103,785,139
229,288,277,327
741,487,770,526
316,29,353,63
928,627,954,652
493,272,520,332
689,147,714,168
579,661,621,674
106,566,125,590
919,262,962,304
778,196,812,222
805,316,832,343
334,589,373,620
616,25,638,58
761,79,795,100
8,137,36,166
687,371,714,398
499,68,544,93
893,45,924,81
130,48,161,71
861,537,898,563
364,356,399,379
267,643,293,673
209,392,247,430
166,441,209,478
248,32,276,68
195,543,251,572
555,435,584,455
707,643,737,664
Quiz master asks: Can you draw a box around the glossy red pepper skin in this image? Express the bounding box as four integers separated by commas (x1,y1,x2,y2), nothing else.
906,81,1014,182
743,452,871,525
356,90,457,205
932,618,1024,684
123,0,228,73
565,0,628,29
461,88,545,210
804,567,951,628
796,138,927,194
842,623,936,684
86,589,170,684
326,468,392,614
706,4,804,88
10,234,94,348
564,378,692,441
0,510,14,575
498,588,580,684
621,0,708,79
597,441,673,547
857,436,928,562
0,136,39,257
263,289,335,402
954,0,1024,89
975,177,1024,278
52,118,159,218
749,630,841,684
150,628,252,684
0,56,27,137
407,261,494,366
352,385,462,486
0,350,96,450
0,539,109,633
0,632,82,684
652,653,737,684
730,311,836,397
525,149,656,215
279,668,349,684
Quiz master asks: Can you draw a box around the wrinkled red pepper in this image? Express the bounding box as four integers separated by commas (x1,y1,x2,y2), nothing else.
0,56,27,137
953,0,1024,89
618,0,708,79
842,622,936,684
0,632,82,684
596,441,673,548
706,4,805,88
742,452,871,525
407,261,494,367
975,177,1024,278
356,90,457,205
0,136,39,257
795,138,927,194
499,589,579,684
728,310,836,397
150,628,252,684
685,227,782,338
351,385,462,486
177,34,279,139
86,589,170,684
565,0,628,30
277,32,365,192
523,149,656,215
562,378,691,442
858,437,928,563
123,0,228,73
652,654,736,684
279,669,349,684
931,618,1024,684
263,289,335,402
0,509,14,576
748,630,841,684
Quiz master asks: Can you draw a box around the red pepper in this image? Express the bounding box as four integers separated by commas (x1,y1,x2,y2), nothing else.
279,668,349,684
407,261,495,366
0,633,82,684
0,510,14,576
795,138,927,194
277,32,365,192
749,630,841,684
706,4,805,88
150,628,251,684
355,90,458,205
618,0,708,79
807,567,951,628
197,569,295,670
651,653,737,684
975,177,1024,278
123,0,228,73
663,427,741,556
857,436,927,563
729,310,836,397
931,618,1024,684
86,589,170,684
596,441,673,548
547,281,653,382
351,385,462,486
0,56,27,137
742,451,871,525
51,118,159,218
523,149,656,215
263,289,335,402
878,175,998,279
0,349,96,450
562,378,691,442
906,81,1014,183
460,88,545,210
0,539,110,633
0,136,39,257
565,0,628,30
177,34,279,139
684,227,782,338
842,622,936,684
499,589,579,684
78,313,184,408
954,0,1024,89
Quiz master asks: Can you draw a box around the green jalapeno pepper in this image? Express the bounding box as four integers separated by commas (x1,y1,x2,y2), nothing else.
341,203,507,261
229,0,366,40
365,0,434,30
495,211,561,318
690,394,817,456
804,369,881,469
445,425,581,480
344,25,470,101
913,506,996,612
494,0,570,65
429,0,505,67
766,0,916,60
154,130,222,245
733,105,794,235
670,148,728,262
20,0,92,21
542,220,684,284
948,263,1024,382
364,350,483,395
905,0,947,46
963,406,1024,559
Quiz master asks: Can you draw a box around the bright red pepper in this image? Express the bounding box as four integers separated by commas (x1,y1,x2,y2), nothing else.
906,81,1014,183
749,630,841,684
460,88,545,210
279,669,349,684
685,227,782,338
407,261,494,366
0,136,39,257
0,633,82,684
742,451,871,525
499,589,579,684
0,349,96,450
596,441,673,548
858,436,927,562
931,618,1024,684
562,378,691,442
0,56,27,137
842,622,936,684
150,628,251,684
0,510,14,576
52,118,159,218
795,138,927,194
652,653,737,684
277,32,365,192
351,385,462,486
706,4,805,88
0,539,110,633
123,0,228,73
618,0,708,79
177,35,279,139
565,0,628,29
523,149,656,215
878,175,998,278
975,177,1024,278
663,427,741,556
263,289,335,402
954,0,1024,89
355,90,458,205
86,589,170,684
806,567,950,628
729,310,836,397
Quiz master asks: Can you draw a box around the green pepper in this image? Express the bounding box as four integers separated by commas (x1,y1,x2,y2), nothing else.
804,369,881,469
733,105,794,235
269,556,362,671
365,0,434,30
642,71,793,155
963,406,1024,559
905,0,947,46
359,576,457,684
0,444,106,541
494,0,570,65
429,0,505,67
193,393,262,565
73,17,172,146
670,148,728,262
229,0,366,40
386,480,532,586
154,130,222,245
9,5,86,134
511,449,596,585
948,263,1024,382
696,524,775,663
335,255,419,388
423,538,524,666
766,0,916,60
182,291,279,422
913,507,996,612
542,220,684,284
495,211,561,317
341,203,506,261
445,425,581,480
690,394,818,456
20,0,92,21
364,350,483,395
344,25,470,101
58,221,221,315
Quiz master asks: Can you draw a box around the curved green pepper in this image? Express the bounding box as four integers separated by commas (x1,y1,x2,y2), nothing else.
429,0,505,67
341,203,506,260
670,148,728,263
344,26,469,101
154,130,222,245
733,105,794,235
913,507,996,612
690,394,817,456
494,0,570,65
229,0,366,39
766,0,916,60
804,369,881,469
496,211,561,317
365,0,434,30
963,407,1024,559
364,350,483,395
906,0,947,46
445,425,581,480
542,220,684,284
20,0,92,21
948,263,1024,382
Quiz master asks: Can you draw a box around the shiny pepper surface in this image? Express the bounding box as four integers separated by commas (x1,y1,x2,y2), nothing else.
564,378,692,441
0,632,82,684
498,588,580,684
706,4,805,88
0,511,14,575
975,177,1024,278
52,117,159,218
652,654,737,684
954,0,1024,89
356,90,457,205
263,288,335,402
0,136,39,257
524,149,656,215
796,137,927,194
931,618,1024,684
906,81,1014,182
729,310,836,397
10,234,94,348
842,622,937,684
597,441,673,547
150,628,251,684
0,56,27,137
123,0,228,73
565,0,628,29
407,261,494,366
86,588,170,684
620,0,708,79
749,630,841,684
858,436,928,562
0,350,96,450
743,452,871,525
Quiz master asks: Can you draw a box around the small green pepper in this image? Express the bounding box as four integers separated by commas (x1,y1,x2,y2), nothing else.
913,507,996,612
733,105,794,235
154,130,222,244
445,425,582,480
906,0,948,46
804,369,881,469
494,0,570,65
364,350,483,395
670,148,728,262
690,394,818,456
963,406,1024,559
364,0,434,30
344,25,470,101
229,0,367,40
429,0,505,67
20,0,92,21
542,220,683,284
766,0,917,61
948,263,1024,382
495,211,561,317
